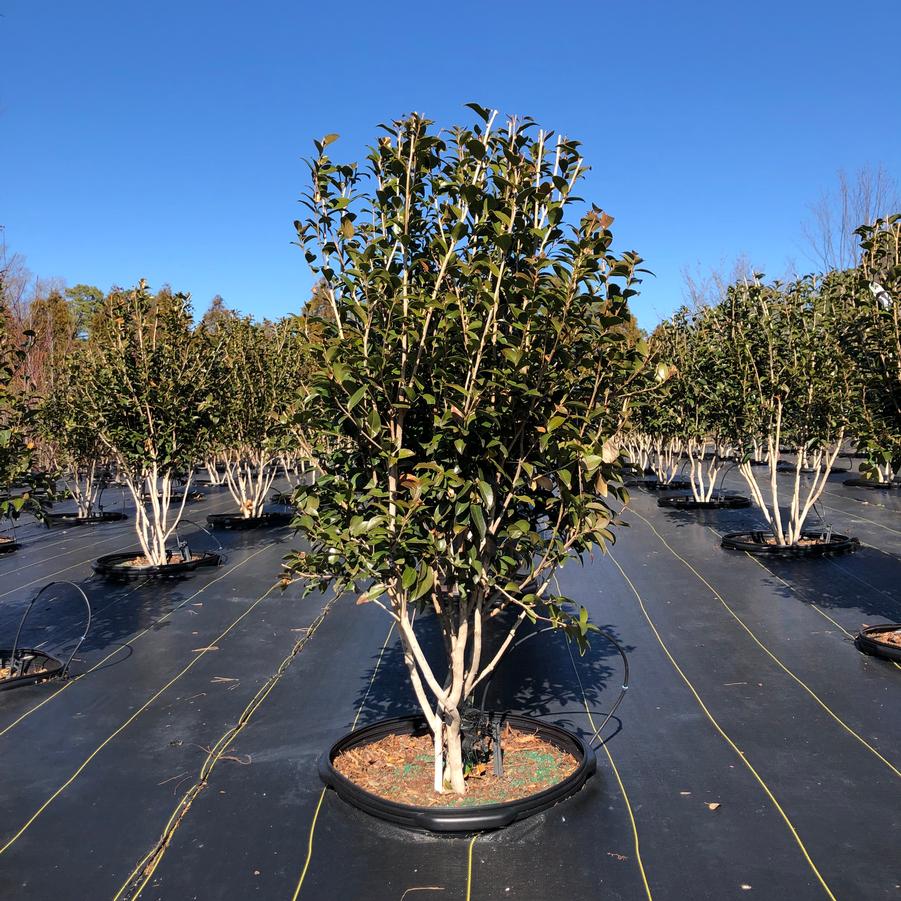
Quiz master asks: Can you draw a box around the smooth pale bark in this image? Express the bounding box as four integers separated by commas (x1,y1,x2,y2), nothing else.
738,431,845,545
63,460,101,518
224,450,279,517
652,437,682,484
121,464,191,565
205,456,226,485
624,433,652,474
391,587,528,795
686,438,721,502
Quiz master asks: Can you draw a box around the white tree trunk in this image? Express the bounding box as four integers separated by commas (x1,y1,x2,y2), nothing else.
224,451,279,518
122,464,191,565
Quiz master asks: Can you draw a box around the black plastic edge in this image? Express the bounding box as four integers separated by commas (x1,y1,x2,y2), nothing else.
658,494,751,510
855,625,901,663
206,512,294,530
0,649,64,691
843,479,901,490
91,550,222,579
720,530,860,558
319,713,596,833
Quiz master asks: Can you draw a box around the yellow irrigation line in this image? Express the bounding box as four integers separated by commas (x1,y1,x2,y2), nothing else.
629,507,901,780
465,833,478,901
0,579,282,858
564,640,653,900
701,527,857,640
606,551,838,901
819,502,901,538
291,620,397,901
115,594,342,900
0,537,136,601
0,543,274,741
734,537,901,675
0,528,131,579
0,488,243,588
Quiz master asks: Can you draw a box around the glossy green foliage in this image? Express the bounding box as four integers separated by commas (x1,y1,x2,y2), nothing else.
287,109,647,647
0,300,37,519
78,281,219,476
847,214,900,477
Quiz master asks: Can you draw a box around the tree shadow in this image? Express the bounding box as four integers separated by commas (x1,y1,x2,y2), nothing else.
351,612,632,746
761,547,901,622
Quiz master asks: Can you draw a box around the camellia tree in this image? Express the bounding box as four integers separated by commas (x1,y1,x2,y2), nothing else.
847,213,900,483
286,108,646,795
726,273,854,544
214,315,306,518
78,281,219,564
0,296,38,528
651,304,740,501
37,346,112,519
625,326,682,485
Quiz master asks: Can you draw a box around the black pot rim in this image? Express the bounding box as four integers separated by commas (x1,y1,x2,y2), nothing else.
721,530,859,558
623,479,692,492
855,624,901,663
843,478,901,490
92,550,222,579
0,649,64,691
319,713,597,833
45,511,128,526
658,493,751,510
206,511,294,530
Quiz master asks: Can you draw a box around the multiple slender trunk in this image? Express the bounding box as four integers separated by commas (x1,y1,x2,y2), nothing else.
685,438,721,502
738,413,845,545
392,588,527,795
122,464,191,565
223,450,278,518
203,456,226,485
652,437,682,484
61,460,102,519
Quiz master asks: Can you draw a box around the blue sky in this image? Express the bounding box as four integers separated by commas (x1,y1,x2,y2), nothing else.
2,1,898,330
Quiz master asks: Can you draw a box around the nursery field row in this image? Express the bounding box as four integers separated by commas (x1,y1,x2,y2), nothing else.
0,476,897,899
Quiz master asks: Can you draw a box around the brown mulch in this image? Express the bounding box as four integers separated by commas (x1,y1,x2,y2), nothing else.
120,554,205,568
761,536,826,547
333,724,578,808
0,660,48,680
869,628,901,649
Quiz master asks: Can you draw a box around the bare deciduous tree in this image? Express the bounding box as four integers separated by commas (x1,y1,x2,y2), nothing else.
802,165,899,271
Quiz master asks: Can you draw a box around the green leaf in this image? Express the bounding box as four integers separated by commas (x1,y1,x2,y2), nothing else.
470,505,486,538
412,567,434,601
347,385,366,410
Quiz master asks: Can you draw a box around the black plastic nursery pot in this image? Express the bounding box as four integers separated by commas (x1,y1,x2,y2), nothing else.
0,649,64,691
623,478,692,492
142,490,206,504
776,462,817,474
45,510,128,527
854,625,901,664
206,511,294,530
843,478,901,490
319,713,596,833
721,530,860,558
658,493,751,510
92,550,223,580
